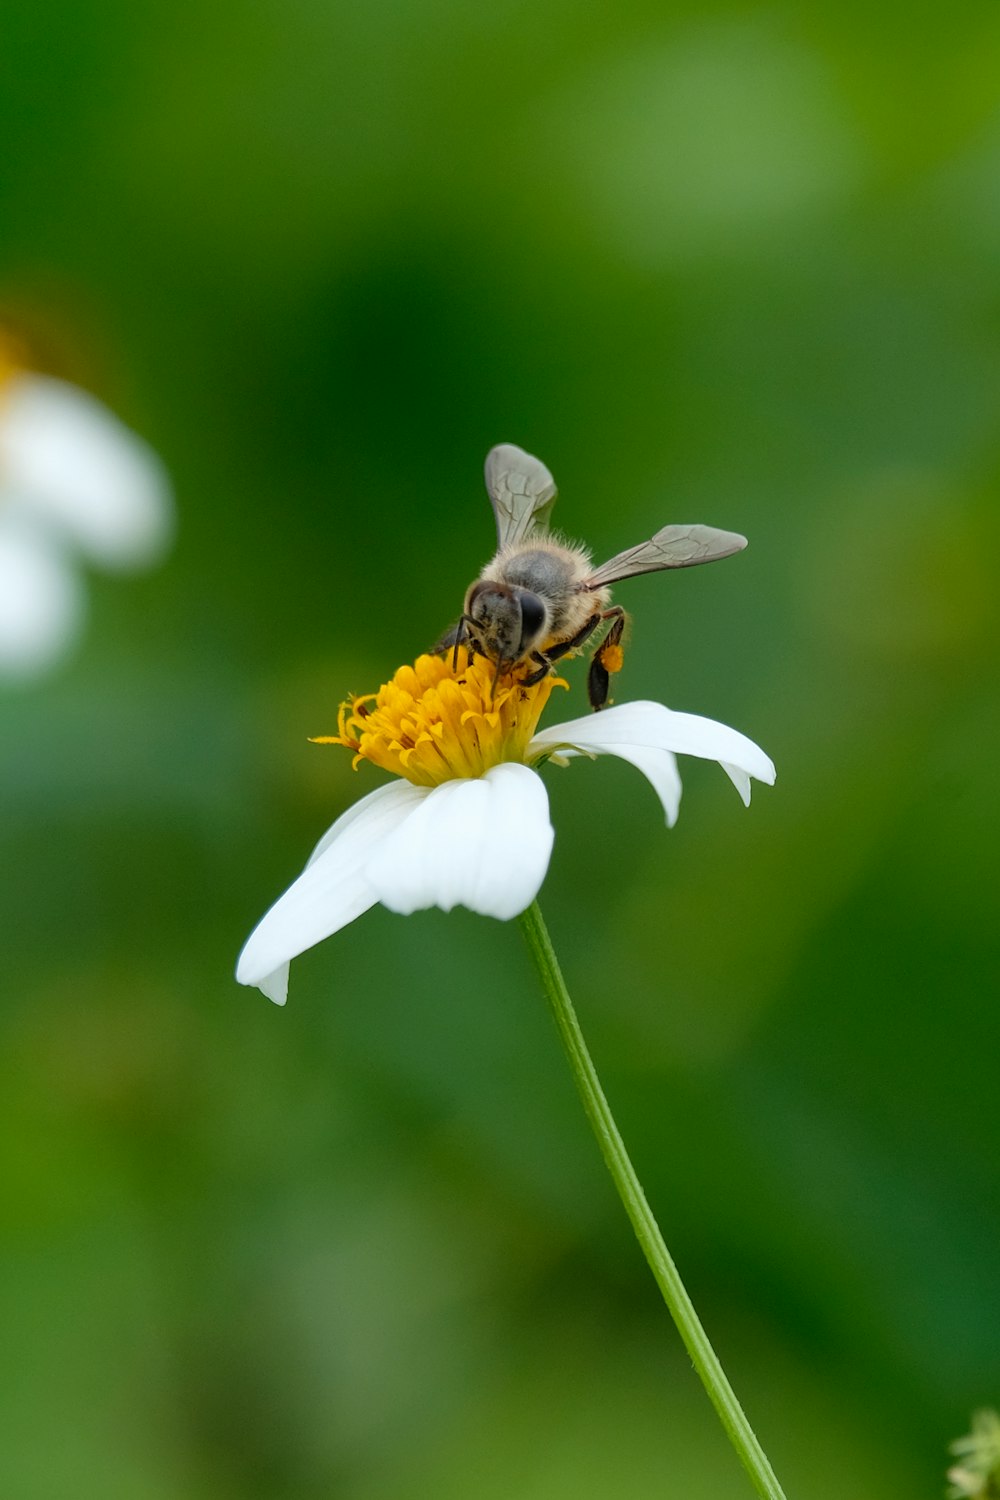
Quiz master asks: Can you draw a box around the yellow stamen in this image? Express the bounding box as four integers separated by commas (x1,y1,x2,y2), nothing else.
314,648,567,787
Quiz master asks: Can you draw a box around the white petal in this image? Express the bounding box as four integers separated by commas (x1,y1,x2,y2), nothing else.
539,738,683,824
0,524,84,678
720,762,752,807
256,963,291,1008
365,762,554,920
236,780,428,1002
0,375,173,568
606,744,683,825
531,700,775,795
301,779,424,868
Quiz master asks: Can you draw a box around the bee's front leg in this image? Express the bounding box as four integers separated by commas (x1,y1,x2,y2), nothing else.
520,653,554,688
587,608,627,711
520,613,603,688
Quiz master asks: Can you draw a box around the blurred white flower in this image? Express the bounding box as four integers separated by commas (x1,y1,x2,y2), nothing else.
237,651,775,1004
0,348,173,678
948,1410,1000,1499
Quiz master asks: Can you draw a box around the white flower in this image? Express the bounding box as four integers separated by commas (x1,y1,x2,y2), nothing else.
237,652,775,1005
0,364,173,678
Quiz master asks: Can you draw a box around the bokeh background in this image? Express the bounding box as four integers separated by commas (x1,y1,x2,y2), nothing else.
2,2,999,1496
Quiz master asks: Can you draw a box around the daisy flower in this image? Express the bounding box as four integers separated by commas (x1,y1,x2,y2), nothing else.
948,1411,1000,1500
237,649,775,1004
0,332,173,678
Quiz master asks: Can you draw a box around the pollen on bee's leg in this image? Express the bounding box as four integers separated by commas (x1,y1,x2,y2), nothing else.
588,615,626,711
595,607,627,682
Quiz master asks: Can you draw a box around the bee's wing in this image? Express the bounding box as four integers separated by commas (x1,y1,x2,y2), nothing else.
485,444,558,548
586,525,747,589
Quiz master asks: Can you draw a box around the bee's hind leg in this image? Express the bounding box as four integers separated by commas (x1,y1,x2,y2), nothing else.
587,608,627,711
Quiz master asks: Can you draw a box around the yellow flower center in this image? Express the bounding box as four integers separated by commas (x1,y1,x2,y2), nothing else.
0,329,26,395
315,648,566,787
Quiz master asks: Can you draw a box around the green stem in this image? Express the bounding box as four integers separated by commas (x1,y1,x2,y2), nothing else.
518,900,788,1500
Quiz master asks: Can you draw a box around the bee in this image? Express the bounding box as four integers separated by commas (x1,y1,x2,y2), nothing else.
444,443,748,711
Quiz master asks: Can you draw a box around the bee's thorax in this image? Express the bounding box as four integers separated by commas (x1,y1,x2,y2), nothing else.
479,539,609,641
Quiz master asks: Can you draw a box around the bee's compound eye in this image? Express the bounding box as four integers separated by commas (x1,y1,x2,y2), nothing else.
466,582,489,619
516,590,547,653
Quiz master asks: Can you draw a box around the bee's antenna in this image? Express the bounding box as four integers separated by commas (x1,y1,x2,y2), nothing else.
490,656,504,704
451,616,466,673
452,613,483,672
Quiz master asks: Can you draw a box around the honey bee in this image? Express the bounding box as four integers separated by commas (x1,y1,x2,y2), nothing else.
445,443,748,710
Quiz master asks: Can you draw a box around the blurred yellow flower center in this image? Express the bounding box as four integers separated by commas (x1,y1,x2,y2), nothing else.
316,648,566,787
0,331,24,397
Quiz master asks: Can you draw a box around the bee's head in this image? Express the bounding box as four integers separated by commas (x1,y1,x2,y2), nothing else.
464,581,549,670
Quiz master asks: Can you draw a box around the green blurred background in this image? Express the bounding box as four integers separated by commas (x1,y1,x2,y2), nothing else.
2,1,999,1495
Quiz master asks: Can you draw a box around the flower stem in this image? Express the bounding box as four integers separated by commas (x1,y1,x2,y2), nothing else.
517,899,788,1500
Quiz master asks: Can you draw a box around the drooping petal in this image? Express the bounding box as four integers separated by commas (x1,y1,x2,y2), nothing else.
530,700,774,811
535,741,684,825
0,375,173,568
0,523,84,678
255,963,291,1008
365,762,554,920
236,780,428,1003
720,762,752,807
597,743,684,825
